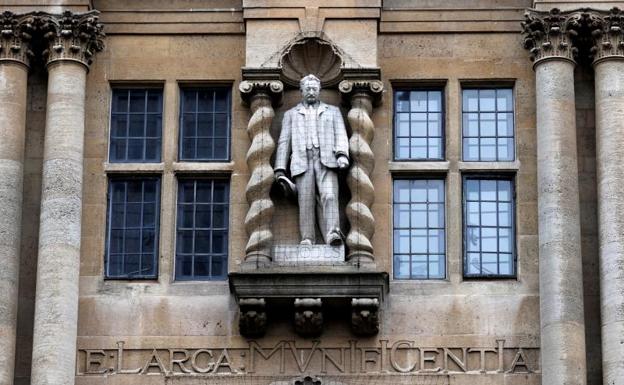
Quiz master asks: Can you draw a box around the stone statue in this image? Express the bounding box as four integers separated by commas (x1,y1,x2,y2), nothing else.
274,74,350,246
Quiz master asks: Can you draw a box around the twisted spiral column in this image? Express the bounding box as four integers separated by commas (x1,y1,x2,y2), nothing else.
339,80,383,265
239,80,283,266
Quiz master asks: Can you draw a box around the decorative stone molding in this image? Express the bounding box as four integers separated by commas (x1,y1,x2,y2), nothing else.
239,298,268,337
0,11,36,67
350,298,379,336
39,10,104,68
239,80,284,266
521,8,583,65
294,298,323,337
339,79,383,265
585,8,624,64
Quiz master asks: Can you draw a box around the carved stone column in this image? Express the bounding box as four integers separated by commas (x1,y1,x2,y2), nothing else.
30,11,104,385
239,80,283,266
586,8,624,384
0,11,35,385
522,9,587,385
338,79,383,265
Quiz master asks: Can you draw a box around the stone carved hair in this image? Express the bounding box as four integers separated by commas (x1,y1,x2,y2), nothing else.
299,74,321,90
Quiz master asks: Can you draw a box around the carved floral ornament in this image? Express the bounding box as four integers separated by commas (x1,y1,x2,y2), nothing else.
0,10,104,69
521,7,624,66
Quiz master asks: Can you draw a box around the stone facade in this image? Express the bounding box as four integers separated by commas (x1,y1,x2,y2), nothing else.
0,1,622,385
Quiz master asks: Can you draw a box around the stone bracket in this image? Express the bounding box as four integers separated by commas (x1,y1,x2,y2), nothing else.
230,270,388,338
239,298,268,338
350,298,379,336
294,298,323,337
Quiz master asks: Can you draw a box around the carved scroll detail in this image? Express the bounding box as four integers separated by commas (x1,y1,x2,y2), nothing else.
239,81,284,265
339,80,383,264
0,11,36,66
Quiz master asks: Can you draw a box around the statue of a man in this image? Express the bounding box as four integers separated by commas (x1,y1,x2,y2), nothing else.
274,74,350,246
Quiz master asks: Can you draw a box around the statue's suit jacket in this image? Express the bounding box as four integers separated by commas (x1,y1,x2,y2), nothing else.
275,102,349,177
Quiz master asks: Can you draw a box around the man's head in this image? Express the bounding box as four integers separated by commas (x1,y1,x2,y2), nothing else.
299,74,321,106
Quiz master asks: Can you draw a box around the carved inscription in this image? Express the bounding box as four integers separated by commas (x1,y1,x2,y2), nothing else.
77,340,539,376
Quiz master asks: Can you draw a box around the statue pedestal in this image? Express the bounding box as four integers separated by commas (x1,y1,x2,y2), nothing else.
272,244,344,266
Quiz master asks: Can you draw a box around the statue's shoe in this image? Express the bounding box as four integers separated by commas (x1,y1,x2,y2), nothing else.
327,231,343,246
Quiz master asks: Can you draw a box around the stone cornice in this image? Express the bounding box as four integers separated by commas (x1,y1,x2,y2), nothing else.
39,10,104,69
0,11,36,67
585,7,624,65
521,8,583,66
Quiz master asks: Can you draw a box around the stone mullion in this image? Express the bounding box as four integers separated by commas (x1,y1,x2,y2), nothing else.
30,11,104,385
0,11,33,385
239,80,283,266
522,9,587,385
339,80,383,266
588,8,624,384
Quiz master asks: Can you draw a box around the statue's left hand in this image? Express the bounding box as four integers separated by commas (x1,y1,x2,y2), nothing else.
337,155,349,169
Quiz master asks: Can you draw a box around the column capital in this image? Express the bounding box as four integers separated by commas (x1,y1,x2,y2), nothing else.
39,10,104,70
239,80,284,106
521,8,584,67
584,7,624,66
0,11,37,68
338,79,384,106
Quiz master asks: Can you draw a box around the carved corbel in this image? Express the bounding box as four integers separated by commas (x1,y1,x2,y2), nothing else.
0,11,37,67
338,79,383,265
38,10,105,69
350,298,379,336
239,80,284,266
521,8,583,66
294,298,323,337
239,298,267,337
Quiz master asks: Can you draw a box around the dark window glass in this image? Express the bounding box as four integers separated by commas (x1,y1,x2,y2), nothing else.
394,90,444,160
462,88,514,161
179,88,231,161
109,89,163,163
463,177,515,277
176,179,229,280
393,179,446,279
106,178,160,278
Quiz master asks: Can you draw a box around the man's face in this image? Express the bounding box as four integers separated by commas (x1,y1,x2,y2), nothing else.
301,80,320,105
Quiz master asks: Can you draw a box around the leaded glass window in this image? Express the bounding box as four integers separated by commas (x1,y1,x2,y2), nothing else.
464,177,515,277
462,88,514,161
176,179,229,280
394,90,444,160
106,178,160,278
179,88,231,161
393,179,446,279
109,89,162,162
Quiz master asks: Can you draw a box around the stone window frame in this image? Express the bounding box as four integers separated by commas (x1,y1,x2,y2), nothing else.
108,87,164,163
392,177,447,280
178,86,232,162
461,86,516,162
462,173,517,279
104,176,161,279
174,177,230,281
392,86,446,161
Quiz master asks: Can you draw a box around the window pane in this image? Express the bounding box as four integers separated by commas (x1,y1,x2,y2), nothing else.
463,177,515,277
109,89,162,163
180,88,231,161
106,179,159,279
462,88,514,161
175,179,230,280
394,89,445,160
393,179,446,279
